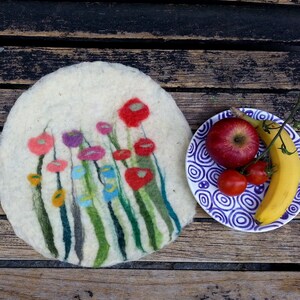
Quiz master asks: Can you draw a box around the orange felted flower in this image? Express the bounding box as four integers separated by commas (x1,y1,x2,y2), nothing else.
27,173,42,187
52,189,66,207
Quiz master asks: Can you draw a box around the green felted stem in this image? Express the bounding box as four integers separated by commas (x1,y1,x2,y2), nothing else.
86,205,110,267
71,197,84,264
138,189,163,248
152,154,181,234
81,159,110,267
108,201,127,261
136,156,174,239
134,190,158,251
34,154,58,258
112,156,145,253
70,152,84,264
60,203,72,261
55,153,72,261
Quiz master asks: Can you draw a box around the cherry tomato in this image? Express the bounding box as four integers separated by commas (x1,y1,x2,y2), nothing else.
217,169,247,196
245,160,269,185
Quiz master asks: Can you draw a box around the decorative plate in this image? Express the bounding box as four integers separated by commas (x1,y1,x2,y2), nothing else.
186,108,300,232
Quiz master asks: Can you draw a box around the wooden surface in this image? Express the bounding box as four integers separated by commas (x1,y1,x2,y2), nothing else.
0,1,300,299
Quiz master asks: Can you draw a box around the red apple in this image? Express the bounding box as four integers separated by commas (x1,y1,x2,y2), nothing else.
205,117,259,168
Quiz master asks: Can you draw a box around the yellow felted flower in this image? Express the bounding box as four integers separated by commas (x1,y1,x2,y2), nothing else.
27,173,42,187
52,189,66,207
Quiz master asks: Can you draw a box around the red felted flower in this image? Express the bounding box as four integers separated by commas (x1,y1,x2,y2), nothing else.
118,98,150,127
125,167,154,191
78,146,106,161
112,149,131,161
134,138,156,156
47,160,68,173
28,132,54,156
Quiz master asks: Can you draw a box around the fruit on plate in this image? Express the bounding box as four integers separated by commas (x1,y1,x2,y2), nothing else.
244,160,271,185
217,169,247,196
205,117,259,168
232,107,300,225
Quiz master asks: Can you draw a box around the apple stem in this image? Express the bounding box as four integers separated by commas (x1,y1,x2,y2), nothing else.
239,97,300,174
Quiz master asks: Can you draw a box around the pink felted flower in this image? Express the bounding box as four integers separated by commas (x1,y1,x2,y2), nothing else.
47,160,68,173
96,122,113,135
28,132,54,156
77,146,106,161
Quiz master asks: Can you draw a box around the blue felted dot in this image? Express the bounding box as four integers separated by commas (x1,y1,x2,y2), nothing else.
72,165,86,179
103,183,119,202
76,194,93,207
100,165,116,179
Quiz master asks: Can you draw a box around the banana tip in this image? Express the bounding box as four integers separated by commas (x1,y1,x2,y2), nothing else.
254,219,262,226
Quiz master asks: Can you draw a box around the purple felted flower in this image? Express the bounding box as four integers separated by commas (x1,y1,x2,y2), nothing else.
96,122,113,135
62,130,83,148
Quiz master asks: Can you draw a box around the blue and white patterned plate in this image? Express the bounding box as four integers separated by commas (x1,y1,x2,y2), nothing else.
186,108,300,232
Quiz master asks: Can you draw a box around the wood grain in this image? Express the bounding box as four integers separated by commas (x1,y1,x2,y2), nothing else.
1,47,300,89
1,219,299,263
0,268,299,300
1,2,300,42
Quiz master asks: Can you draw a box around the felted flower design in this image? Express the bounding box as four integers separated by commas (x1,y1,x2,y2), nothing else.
47,160,68,173
134,138,156,156
112,149,131,161
96,122,113,135
27,173,42,187
118,98,150,127
100,165,116,179
78,146,106,161
62,130,83,148
52,189,66,207
28,132,54,155
71,165,86,179
125,167,154,191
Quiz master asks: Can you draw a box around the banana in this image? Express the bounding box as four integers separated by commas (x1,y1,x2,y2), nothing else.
231,107,300,225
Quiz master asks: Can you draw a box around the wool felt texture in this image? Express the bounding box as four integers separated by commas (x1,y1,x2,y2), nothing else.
0,61,196,267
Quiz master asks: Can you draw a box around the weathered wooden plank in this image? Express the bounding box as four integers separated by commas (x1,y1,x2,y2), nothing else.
1,47,300,89
1,89,298,131
1,2,300,43
0,220,299,263
0,268,299,300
